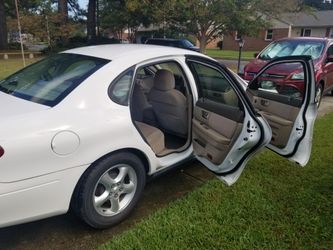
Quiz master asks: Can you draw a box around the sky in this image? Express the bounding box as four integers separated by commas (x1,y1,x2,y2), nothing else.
78,0,88,10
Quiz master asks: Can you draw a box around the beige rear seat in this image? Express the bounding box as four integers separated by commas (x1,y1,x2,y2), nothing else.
135,121,165,154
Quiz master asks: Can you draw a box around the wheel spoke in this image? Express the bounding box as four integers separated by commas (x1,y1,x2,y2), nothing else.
94,191,110,208
110,197,120,212
122,181,135,194
115,166,129,183
99,173,116,188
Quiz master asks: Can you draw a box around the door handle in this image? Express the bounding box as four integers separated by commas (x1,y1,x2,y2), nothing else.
202,110,209,119
261,100,269,106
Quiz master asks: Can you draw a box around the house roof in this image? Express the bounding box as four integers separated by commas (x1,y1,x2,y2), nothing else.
281,10,333,27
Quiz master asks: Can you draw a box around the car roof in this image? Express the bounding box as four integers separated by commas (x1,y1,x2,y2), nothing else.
63,44,202,62
146,38,185,42
275,37,333,43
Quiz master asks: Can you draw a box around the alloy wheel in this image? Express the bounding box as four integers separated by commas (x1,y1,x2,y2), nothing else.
93,164,137,216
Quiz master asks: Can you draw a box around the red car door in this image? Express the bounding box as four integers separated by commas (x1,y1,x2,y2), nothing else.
323,44,333,92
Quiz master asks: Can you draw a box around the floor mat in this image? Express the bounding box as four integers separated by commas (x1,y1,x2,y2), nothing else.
164,133,187,149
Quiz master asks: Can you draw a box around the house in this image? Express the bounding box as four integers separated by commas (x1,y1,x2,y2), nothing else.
219,10,333,51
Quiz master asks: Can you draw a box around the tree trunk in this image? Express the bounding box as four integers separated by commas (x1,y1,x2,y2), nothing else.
87,0,96,42
58,0,68,24
0,0,8,50
199,36,207,54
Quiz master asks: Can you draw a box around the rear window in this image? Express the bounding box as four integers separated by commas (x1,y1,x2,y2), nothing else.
0,53,109,106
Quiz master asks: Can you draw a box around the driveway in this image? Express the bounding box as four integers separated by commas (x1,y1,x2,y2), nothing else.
0,96,332,250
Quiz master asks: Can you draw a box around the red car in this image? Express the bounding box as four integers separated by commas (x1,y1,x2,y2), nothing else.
242,37,333,104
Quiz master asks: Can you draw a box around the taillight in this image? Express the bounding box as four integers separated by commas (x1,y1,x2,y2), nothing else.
0,146,4,158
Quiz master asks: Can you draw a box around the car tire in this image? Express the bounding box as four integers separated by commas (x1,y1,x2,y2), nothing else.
315,85,323,108
73,152,146,229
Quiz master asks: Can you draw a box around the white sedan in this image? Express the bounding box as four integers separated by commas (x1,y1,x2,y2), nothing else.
0,45,317,229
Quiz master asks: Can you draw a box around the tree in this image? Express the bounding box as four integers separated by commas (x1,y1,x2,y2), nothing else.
161,0,306,53
0,0,7,49
58,0,68,23
100,0,152,42
87,0,96,42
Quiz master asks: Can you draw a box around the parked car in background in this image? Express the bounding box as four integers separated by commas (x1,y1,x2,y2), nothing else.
145,38,200,52
0,45,317,229
242,37,333,105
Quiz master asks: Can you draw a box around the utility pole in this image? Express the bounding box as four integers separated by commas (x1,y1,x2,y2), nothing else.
15,0,25,67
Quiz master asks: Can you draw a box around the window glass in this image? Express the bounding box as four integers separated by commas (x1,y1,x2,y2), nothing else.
301,28,312,37
188,62,240,107
327,45,333,56
157,62,183,76
136,68,154,79
182,39,194,47
259,40,324,60
235,31,242,41
0,54,109,106
109,69,134,105
265,29,273,40
249,62,305,103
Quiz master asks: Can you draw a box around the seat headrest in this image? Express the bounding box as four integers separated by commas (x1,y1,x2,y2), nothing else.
153,69,175,91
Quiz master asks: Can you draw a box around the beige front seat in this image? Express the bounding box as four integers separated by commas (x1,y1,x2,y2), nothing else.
148,69,187,137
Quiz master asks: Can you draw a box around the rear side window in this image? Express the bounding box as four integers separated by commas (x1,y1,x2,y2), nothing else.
0,53,109,106
109,68,134,105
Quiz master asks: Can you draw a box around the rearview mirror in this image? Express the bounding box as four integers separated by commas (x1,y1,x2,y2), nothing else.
326,55,333,63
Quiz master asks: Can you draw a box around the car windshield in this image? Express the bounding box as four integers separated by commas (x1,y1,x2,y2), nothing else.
0,53,109,106
259,40,325,60
181,39,194,47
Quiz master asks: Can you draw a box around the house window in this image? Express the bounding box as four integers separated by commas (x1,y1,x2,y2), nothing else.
301,28,312,37
265,29,273,40
235,31,242,41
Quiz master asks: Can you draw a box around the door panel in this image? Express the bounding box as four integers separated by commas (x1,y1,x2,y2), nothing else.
249,93,300,148
193,103,243,165
247,56,317,164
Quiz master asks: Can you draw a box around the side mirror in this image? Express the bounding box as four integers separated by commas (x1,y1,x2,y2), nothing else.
326,55,333,63
254,53,259,58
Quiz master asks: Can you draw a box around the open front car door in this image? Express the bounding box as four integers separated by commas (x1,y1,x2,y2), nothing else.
187,55,316,186
246,55,317,165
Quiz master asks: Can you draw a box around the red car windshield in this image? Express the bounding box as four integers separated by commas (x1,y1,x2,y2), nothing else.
259,40,325,60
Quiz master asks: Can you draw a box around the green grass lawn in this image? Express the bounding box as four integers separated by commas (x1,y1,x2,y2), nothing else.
100,113,333,249
0,58,40,80
206,49,258,60
0,51,248,80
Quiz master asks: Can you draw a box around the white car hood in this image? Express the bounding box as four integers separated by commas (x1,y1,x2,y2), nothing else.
0,92,49,118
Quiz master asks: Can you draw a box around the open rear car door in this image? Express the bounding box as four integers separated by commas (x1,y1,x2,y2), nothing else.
187,55,316,186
